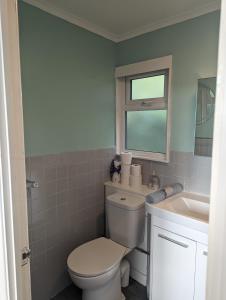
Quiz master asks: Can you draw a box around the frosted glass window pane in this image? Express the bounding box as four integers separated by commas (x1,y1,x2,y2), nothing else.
126,110,167,153
131,75,165,100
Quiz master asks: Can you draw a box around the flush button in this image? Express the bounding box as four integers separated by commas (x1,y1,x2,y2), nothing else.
120,197,126,201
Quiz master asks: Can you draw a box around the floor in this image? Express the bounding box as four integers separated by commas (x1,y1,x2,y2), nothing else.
52,279,148,300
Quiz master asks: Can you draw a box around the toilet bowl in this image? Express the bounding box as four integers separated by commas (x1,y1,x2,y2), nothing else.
67,237,128,300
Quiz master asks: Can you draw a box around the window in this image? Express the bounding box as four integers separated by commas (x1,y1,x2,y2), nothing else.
115,56,172,162
127,71,167,102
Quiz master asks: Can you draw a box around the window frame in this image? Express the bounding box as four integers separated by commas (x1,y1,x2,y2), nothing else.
115,55,172,162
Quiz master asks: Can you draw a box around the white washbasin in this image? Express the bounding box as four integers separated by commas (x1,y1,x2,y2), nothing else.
163,195,209,222
146,192,210,233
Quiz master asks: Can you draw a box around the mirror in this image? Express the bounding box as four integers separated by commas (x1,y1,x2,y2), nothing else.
195,77,216,157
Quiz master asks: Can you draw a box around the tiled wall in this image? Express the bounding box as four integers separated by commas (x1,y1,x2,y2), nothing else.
26,148,211,300
26,148,115,300
195,138,213,157
134,151,212,195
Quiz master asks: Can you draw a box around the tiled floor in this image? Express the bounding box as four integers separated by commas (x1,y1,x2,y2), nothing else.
52,279,148,300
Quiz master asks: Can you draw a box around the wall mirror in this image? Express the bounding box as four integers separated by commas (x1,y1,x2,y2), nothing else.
195,77,216,157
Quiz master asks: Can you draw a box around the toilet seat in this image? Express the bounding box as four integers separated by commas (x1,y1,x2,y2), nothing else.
67,237,126,278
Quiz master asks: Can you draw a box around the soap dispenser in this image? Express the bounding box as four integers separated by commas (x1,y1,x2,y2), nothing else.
149,170,160,190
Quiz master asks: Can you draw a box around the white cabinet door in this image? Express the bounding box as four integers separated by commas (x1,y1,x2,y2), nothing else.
194,243,208,300
151,226,196,300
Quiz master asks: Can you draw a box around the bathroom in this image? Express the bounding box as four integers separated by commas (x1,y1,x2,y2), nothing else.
15,0,220,299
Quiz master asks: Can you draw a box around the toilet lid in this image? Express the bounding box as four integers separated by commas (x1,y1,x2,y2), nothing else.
67,237,126,277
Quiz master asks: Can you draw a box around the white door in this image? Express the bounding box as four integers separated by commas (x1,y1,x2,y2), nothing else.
195,243,208,300
0,1,31,300
151,226,196,300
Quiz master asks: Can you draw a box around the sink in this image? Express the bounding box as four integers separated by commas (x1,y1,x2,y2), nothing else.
146,192,210,233
162,195,209,222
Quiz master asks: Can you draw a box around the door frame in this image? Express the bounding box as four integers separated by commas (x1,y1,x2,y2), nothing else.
206,1,226,299
0,1,31,300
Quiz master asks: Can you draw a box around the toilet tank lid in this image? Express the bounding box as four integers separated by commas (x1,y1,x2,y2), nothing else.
106,193,145,211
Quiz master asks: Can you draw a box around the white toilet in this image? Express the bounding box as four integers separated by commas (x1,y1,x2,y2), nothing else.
67,192,145,300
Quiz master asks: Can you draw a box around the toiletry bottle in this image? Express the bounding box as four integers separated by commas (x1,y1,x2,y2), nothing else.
149,170,160,190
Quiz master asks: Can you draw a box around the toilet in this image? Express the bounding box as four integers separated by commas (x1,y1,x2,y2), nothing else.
67,192,145,300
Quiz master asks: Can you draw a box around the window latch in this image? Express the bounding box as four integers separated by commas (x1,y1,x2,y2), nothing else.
141,101,153,106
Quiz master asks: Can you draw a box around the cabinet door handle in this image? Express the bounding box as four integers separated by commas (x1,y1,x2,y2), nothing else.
158,233,189,248
203,250,208,256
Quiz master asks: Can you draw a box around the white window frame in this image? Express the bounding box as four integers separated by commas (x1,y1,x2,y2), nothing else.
115,55,172,162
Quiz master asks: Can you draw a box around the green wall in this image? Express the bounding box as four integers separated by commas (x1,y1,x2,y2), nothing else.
19,2,220,156
19,2,116,156
116,12,220,152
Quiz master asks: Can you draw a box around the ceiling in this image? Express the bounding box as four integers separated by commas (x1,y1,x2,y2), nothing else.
23,0,221,42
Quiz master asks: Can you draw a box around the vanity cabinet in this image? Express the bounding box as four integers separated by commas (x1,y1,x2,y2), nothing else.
151,226,196,300
150,224,208,300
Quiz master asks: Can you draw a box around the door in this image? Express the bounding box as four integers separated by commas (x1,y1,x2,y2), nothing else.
151,226,196,300
0,1,31,300
195,243,208,300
